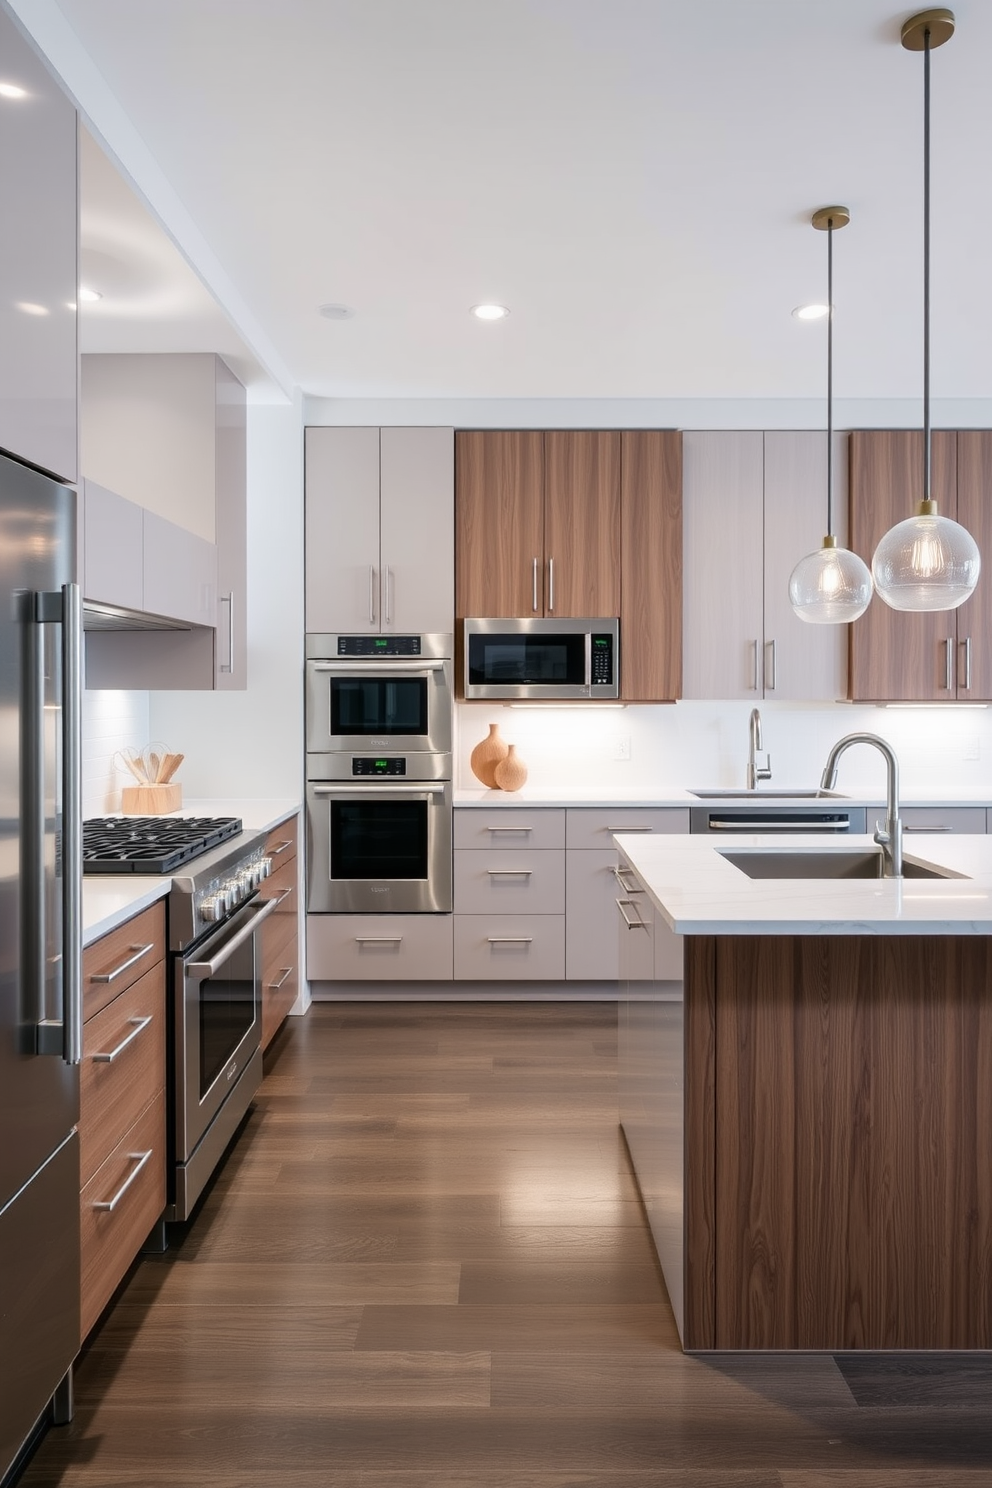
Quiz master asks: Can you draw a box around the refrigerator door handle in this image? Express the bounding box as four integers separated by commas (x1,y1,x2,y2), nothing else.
33,584,82,1065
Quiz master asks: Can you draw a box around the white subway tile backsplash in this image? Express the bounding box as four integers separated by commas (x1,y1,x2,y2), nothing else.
81,690,150,816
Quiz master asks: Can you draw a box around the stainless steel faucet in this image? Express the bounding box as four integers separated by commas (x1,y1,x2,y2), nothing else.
820,732,903,877
747,708,772,790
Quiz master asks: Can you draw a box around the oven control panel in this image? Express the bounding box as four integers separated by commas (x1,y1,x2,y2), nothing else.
336,635,422,656
352,757,407,775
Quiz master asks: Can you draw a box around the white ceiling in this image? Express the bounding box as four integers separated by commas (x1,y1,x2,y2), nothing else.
21,1,992,403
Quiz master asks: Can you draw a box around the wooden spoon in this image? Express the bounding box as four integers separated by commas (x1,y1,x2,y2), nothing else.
159,752,184,783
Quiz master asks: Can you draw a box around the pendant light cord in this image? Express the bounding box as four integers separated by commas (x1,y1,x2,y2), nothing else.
826,216,834,537
923,26,932,503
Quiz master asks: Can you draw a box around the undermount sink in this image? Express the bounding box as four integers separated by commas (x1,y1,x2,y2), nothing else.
719,849,962,881
689,788,847,800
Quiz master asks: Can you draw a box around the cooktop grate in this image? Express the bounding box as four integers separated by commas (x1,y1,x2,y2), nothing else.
82,816,243,874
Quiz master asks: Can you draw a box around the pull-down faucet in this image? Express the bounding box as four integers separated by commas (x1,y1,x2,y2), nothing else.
747,708,772,791
820,732,903,877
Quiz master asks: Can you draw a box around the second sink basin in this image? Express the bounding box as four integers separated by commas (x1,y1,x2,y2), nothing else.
689,789,847,799
720,850,961,881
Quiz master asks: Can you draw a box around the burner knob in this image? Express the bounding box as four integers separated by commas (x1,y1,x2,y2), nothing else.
259,857,272,881
201,895,222,922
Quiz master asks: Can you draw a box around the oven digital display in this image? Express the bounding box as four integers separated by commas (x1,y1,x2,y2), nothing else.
353,757,407,775
336,635,422,656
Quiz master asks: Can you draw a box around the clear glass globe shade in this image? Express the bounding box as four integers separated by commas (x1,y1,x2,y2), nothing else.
789,544,873,624
872,511,981,612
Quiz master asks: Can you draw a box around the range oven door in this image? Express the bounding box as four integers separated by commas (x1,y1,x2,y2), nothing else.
173,895,277,1168
306,656,453,755
307,779,453,913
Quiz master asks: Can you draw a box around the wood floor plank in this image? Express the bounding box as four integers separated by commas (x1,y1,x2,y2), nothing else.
353,1302,681,1352
122,1259,463,1307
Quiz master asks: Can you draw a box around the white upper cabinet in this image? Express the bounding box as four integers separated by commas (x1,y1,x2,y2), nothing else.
0,7,78,482
682,430,847,700
305,426,454,635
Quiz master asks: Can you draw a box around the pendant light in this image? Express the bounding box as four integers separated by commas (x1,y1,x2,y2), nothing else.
871,8,980,612
789,207,873,623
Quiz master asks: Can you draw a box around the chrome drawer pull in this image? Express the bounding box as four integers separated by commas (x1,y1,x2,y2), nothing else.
612,866,644,893
487,936,533,944
487,825,533,833
605,825,654,833
91,1015,153,1064
904,824,951,832
355,936,403,944
268,839,293,856
486,868,533,876
267,967,293,990
92,1149,153,1212
264,886,294,905
90,943,155,984
616,898,646,930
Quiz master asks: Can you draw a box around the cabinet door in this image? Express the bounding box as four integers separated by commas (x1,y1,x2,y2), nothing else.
0,10,77,482
848,430,957,702
82,481,143,612
682,431,764,699
763,431,848,701
953,431,992,700
544,431,621,618
566,849,623,980
456,431,544,618
143,511,217,627
620,431,682,701
305,427,381,632
380,427,453,634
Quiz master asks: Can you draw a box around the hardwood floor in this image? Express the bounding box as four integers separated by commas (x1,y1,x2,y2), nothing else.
20,1002,992,1486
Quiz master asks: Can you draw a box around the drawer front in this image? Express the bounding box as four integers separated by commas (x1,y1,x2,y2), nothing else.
80,962,166,1189
83,901,166,1022
261,917,298,1051
900,806,987,836
453,915,565,980
454,849,565,915
265,813,299,865
453,809,565,850
80,1090,166,1342
565,807,689,849
307,912,454,982
260,855,298,929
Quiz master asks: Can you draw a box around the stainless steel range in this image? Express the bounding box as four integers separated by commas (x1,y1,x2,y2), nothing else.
83,817,278,1221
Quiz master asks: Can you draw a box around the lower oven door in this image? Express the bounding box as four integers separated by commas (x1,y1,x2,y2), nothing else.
174,895,277,1166
307,779,453,913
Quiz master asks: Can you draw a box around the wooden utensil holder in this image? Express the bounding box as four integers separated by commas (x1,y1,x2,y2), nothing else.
121,783,182,815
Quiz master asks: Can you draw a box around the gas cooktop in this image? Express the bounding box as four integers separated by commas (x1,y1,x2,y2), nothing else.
82,816,244,874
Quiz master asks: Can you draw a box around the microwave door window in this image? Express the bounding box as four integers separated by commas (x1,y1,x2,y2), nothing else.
470,635,584,685
331,800,428,880
331,678,428,736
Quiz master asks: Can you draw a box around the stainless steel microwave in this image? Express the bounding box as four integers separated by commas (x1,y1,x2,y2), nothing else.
463,618,620,700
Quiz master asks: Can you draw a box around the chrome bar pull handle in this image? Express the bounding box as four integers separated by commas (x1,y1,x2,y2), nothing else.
765,638,777,691
219,591,235,674
616,898,646,930
961,636,972,691
750,639,759,692
548,557,555,612
90,943,156,985
385,566,393,626
532,557,539,612
91,1015,153,1064
267,967,293,991
92,1150,152,1212
943,636,954,691
369,565,377,625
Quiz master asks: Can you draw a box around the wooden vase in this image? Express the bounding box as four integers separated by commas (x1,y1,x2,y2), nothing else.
470,723,509,788
493,744,527,793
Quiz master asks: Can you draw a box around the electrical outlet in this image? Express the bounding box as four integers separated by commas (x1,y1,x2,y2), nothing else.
615,736,631,761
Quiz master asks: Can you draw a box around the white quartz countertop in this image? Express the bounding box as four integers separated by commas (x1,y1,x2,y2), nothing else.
454,787,992,809
615,831,992,936
82,798,301,945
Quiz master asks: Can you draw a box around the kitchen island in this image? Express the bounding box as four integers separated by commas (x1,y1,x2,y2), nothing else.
615,831,992,1353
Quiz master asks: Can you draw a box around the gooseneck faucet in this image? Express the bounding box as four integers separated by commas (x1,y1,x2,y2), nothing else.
820,732,903,877
747,708,772,791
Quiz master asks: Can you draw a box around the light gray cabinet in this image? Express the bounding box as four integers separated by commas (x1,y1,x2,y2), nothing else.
682,431,848,700
83,480,216,626
0,7,78,483
898,806,987,837
82,482,143,614
452,808,565,980
81,354,245,690
307,913,454,982
305,426,454,635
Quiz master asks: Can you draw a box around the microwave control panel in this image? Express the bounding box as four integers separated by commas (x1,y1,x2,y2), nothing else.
591,635,615,686
337,635,422,656
352,757,407,775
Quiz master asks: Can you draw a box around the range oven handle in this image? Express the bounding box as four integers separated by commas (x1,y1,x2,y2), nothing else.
186,896,279,978
310,660,446,675
311,783,446,797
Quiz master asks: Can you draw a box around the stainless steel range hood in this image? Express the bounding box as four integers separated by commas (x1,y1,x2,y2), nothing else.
82,600,193,633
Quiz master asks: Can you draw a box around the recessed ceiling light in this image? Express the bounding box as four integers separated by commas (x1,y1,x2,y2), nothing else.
0,82,28,100
16,302,48,317
792,303,830,321
78,286,102,303
319,303,355,320
471,303,509,321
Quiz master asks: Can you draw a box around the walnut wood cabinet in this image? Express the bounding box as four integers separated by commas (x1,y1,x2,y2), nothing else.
455,429,681,701
80,901,168,1342
849,429,992,701
259,813,300,1051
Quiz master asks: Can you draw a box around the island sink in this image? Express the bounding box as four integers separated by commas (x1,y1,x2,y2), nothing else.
688,789,846,800
720,849,961,880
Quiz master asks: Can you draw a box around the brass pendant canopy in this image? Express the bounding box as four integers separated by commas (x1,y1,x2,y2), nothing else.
811,206,851,232
901,8,955,50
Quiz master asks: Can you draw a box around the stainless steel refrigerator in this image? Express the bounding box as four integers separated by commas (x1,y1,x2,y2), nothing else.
0,450,81,1479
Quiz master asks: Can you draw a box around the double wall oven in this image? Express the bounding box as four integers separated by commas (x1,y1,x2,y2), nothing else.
305,633,453,914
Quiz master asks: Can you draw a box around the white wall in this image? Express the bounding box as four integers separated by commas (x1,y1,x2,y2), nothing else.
82,688,150,816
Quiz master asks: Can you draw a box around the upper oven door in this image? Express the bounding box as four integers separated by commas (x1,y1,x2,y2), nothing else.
306,656,453,755
463,618,619,700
